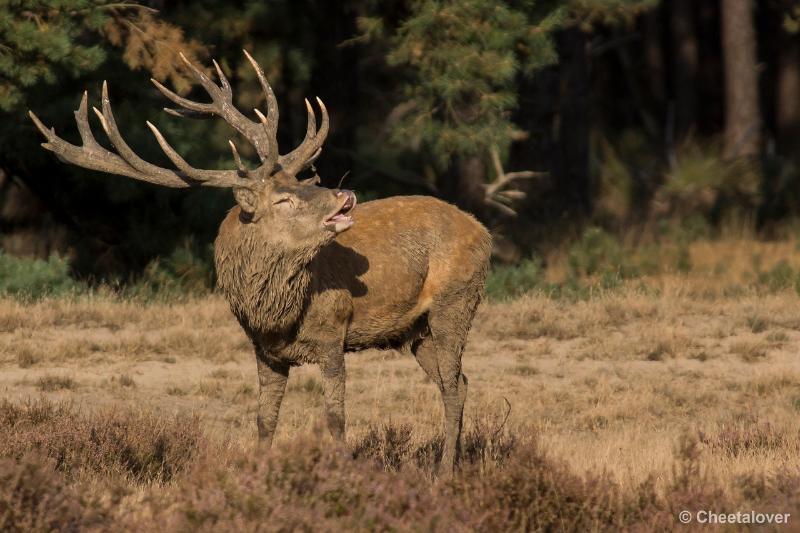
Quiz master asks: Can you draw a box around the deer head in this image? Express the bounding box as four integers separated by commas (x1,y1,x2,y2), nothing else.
28,50,356,248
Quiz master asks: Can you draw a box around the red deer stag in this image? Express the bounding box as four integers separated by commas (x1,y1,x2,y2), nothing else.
29,51,491,474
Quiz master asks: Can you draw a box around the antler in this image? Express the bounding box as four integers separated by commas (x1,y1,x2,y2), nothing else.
29,50,329,189
484,145,544,217
151,50,328,177
29,85,246,188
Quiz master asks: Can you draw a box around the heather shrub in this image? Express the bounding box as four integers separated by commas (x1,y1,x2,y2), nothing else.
0,399,203,483
2,399,800,531
139,435,462,532
350,424,417,472
0,455,101,532
663,434,728,521
699,423,795,457
451,444,629,531
137,430,631,531
350,418,517,474
460,417,518,468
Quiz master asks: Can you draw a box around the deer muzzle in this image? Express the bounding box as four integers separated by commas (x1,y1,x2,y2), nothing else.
323,190,357,233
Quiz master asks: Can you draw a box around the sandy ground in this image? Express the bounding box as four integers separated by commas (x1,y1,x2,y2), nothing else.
2,273,800,495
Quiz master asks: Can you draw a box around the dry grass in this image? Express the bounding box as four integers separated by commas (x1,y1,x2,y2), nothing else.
2,239,800,528
35,375,78,392
2,288,800,489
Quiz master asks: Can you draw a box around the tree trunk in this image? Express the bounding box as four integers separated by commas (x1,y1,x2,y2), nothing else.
449,156,488,219
776,29,800,156
721,0,761,158
670,0,698,138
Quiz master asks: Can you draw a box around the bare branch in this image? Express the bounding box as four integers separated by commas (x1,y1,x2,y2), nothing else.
483,145,545,216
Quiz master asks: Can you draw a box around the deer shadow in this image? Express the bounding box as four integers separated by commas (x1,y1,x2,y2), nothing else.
310,240,369,297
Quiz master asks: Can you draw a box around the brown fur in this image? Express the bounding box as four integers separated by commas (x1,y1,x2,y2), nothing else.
215,194,491,474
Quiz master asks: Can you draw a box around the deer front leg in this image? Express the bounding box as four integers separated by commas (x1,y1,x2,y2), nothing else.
321,348,346,441
255,355,290,448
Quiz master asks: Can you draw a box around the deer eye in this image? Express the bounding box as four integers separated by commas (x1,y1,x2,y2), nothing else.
274,196,293,206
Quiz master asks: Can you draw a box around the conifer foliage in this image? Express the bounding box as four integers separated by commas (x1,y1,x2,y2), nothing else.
0,1,204,112
383,0,563,167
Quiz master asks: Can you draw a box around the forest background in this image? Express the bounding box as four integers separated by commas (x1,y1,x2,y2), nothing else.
1,0,797,297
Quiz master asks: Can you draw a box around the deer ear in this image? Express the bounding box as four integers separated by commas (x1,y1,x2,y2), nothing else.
233,186,258,215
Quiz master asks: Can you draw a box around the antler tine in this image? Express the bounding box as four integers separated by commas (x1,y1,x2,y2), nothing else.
74,91,103,150
285,98,317,167
30,93,192,187
152,52,278,164
279,96,329,176
307,147,323,167
252,107,279,170
229,140,248,173
151,77,214,119
29,85,248,189
30,108,131,181
243,50,279,129
146,121,248,187
243,49,279,165
151,78,217,117
301,98,317,139
178,53,229,103
212,59,233,99
94,82,185,184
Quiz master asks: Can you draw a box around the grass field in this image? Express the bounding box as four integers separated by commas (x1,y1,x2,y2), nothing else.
2,238,800,530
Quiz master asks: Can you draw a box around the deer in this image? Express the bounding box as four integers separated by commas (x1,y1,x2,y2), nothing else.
29,51,491,475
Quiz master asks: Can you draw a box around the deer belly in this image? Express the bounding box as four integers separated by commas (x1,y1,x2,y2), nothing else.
345,282,430,349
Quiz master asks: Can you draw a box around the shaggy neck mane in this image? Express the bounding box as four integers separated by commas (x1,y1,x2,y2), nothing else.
214,220,319,337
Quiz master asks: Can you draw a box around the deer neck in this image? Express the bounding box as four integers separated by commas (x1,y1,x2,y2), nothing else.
214,220,319,336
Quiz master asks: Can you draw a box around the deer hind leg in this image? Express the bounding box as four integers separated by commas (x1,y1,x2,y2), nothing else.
255,351,290,448
412,287,482,477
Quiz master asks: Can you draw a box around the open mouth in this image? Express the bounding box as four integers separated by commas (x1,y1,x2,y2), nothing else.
323,190,357,232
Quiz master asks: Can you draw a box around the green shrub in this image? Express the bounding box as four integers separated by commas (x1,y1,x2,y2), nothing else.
127,239,214,299
0,253,80,299
663,144,761,211
486,258,544,300
756,260,799,293
0,240,216,303
568,227,630,279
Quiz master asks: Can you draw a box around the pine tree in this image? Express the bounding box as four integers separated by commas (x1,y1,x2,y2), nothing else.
387,0,562,167
0,1,208,269
0,0,109,112
0,1,205,112
357,0,564,217
360,0,653,219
